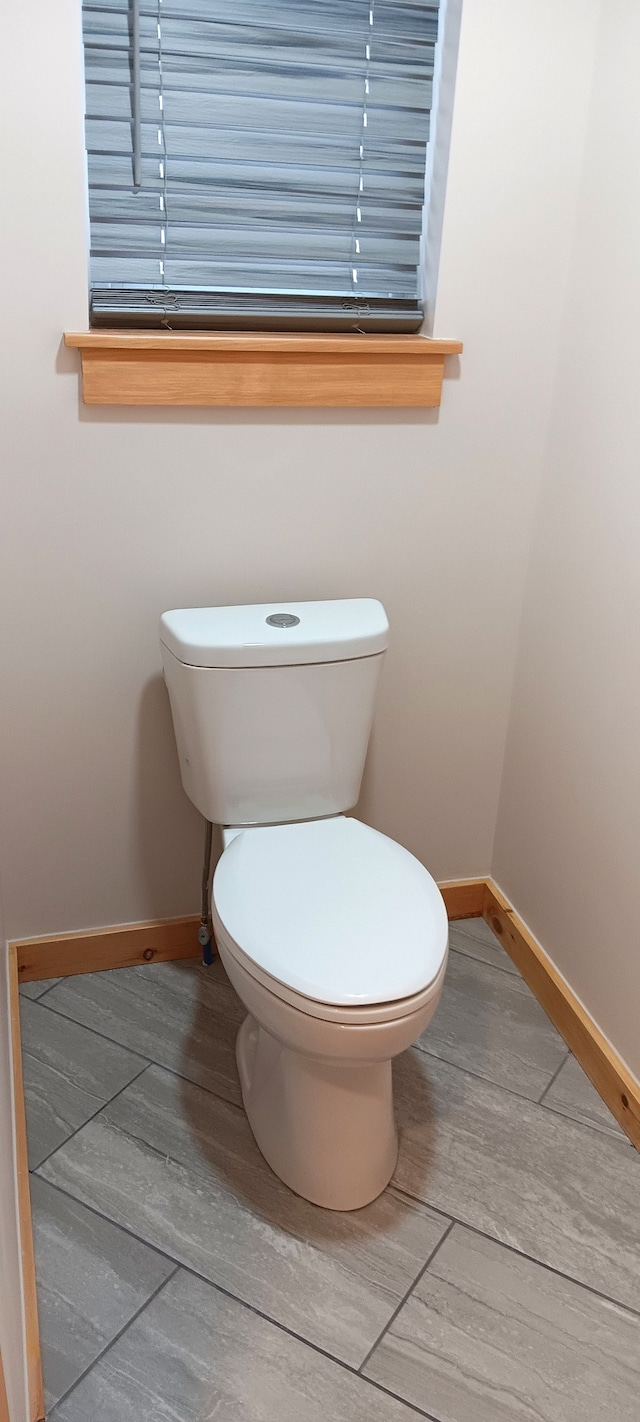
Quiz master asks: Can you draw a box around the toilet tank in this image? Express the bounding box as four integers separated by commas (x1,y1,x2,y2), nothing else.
160,599,389,826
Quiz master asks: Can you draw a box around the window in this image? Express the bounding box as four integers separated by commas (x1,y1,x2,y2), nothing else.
82,1,441,333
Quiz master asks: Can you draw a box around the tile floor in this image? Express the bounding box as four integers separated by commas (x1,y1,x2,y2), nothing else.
20,916,640,1421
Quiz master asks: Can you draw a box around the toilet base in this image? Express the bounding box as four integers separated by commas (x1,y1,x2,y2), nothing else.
236,1015,398,1211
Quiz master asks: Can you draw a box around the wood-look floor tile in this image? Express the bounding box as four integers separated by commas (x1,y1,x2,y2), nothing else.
19,997,145,1169
365,1223,640,1421
44,958,245,1106
447,917,518,974
40,1064,449,1367
542,1052,628,1139
392,1048,640,1312
30,1175,174,1411
53,1269,422,1422
418,950,567,1098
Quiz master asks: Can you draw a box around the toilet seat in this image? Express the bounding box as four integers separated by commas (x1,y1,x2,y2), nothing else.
212,816,448,1020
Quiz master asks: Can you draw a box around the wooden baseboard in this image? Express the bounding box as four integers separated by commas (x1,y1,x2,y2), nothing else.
483,880,640,1150
14,915,201,984
0,1350,10,1422
12,885,486,985
438,878,487,920
8,947,44,1422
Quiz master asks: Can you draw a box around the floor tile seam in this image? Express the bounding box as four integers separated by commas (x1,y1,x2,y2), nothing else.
19,982,59,1002
28,992,630,1144
28,1165,439,1422
33,1035,637,1360
47,1263,181,1417
447,938,518,972
33,1166,435,1365
536,1096,630,1143
34,979,63,1001
29,1171,185,1272
95,1119,206,1174
27,994,155,1066
36,1160,449,1309
536,1048,572,1104
357,1219,456,1375
447,944,528,984
31,1061,152,1173
39,1098,203,1178
169,1263,441,1421
410,1042,566,1107
44,1246,440,1422
28,997,248,1113
447,922,497,942
140,1058,247,1113
405,1047,638,1150
122,1056,249,1119
34,1166,458,1375
391,1184,640,1320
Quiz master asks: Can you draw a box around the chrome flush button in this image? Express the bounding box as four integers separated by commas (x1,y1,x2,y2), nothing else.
266,613,300,628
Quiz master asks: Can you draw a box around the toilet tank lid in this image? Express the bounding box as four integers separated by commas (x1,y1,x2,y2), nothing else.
160,599,389,668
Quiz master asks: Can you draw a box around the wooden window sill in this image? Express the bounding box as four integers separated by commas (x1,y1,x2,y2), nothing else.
63,331,462,408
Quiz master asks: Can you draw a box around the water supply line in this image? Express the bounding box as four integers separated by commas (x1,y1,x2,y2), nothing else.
199,819,214,965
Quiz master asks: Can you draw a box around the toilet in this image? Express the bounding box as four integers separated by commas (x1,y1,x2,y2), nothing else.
160,598,448,1210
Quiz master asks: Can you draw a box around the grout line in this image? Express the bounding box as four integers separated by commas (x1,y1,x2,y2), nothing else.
31,1062,152,1173
39,1146,640,1419
446,942,520,978
534,1098,632,1145
34,978,63,997
19,980,62,1002
32,1033,637,1319
35,1163,452,1385
391,1183,640,1321
404,1043,599,1117
29,1173,182,1271
167,1265,442,1422
35,1168,453,1374
47,1264,180,1417
31,983,631,1146
537,1048,572,1104
411,1042,566,1107
448,918,507,944
126,1056,246,1112
34,1137,640,1408
28,994,154,1066
357,1218,456,1375
38,1150,640,1409
27,990,249,1113
38,1229,440,1422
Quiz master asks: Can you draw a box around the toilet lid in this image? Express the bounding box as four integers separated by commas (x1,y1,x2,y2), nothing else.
212,817,448,1007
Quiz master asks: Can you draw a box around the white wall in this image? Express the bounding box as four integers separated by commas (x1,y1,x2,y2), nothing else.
0,873,29,1422
493,0,640,1080
0,1,599,943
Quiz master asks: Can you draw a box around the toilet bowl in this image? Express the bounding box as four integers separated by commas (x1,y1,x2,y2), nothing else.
212,815,448,1210
160,597,450,1210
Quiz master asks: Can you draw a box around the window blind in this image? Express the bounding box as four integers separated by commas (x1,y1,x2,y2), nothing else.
83,1,440,330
